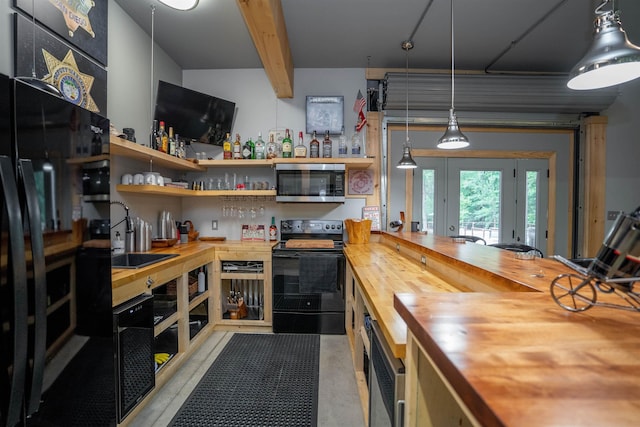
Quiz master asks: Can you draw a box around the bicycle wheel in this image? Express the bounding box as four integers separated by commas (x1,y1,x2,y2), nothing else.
550,273,597,312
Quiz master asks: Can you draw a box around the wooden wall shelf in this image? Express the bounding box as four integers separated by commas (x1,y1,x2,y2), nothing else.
116,184,276,198
110,135,205,172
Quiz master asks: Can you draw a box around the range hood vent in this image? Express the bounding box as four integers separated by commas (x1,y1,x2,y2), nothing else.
383,73,619,115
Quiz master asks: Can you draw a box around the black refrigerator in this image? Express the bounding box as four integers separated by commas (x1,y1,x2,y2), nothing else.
0,74,115,426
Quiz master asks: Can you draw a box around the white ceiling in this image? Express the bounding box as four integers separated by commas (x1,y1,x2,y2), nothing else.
114,0,640,75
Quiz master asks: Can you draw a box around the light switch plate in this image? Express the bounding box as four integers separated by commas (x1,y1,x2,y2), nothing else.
212,220,218,230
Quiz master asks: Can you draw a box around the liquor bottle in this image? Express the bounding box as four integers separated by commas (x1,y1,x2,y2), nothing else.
338,126,348,157
176,135,186,159
150,119,159,150
242,137,253,159
254,132,266,159
282,129,292,158
309,131,320,158
266,133,278,159
233,133,242,159
168,126,176,156
269,216,278,241
322,130,332,158
158,121,168,153
223,132,232,160
351,127,362,157
294,131,307,158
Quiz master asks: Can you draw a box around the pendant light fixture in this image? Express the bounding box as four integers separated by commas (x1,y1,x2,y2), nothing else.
157,0,199,11
15,0,62,98
567,0,640,90
437,0,469,150
397,40,417,169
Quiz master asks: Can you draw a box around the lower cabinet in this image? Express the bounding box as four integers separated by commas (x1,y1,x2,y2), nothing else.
213,249,272,329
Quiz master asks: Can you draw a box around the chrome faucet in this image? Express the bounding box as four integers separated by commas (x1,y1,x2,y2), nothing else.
110,201,134,251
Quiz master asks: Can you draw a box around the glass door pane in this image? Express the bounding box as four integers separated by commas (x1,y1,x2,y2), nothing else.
516,159,548,254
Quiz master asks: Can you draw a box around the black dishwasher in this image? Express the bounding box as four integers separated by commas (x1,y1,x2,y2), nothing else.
113,294,155,422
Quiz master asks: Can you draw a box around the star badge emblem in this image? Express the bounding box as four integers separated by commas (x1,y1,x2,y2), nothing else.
42,49,99,112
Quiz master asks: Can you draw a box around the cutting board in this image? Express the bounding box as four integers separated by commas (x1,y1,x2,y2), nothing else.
285,239,335,249
199,236,227,242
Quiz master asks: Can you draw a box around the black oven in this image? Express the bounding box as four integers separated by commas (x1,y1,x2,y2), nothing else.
272,219,346,334
275,163,345,202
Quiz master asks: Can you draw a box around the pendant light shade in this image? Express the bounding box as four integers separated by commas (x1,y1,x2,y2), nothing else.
568,0,640,90
397,40,417,169
437,0,469,150
158,0,199,11
437,108,470,149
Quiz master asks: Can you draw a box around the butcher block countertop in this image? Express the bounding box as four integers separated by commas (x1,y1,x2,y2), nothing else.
344,232,585,359
111,240,276,306
394,292,640,427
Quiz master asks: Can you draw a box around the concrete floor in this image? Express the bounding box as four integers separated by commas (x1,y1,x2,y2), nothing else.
129,332,365,427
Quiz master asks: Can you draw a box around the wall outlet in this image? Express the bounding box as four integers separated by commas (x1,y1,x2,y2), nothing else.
211,220,218,230
421,255,426,265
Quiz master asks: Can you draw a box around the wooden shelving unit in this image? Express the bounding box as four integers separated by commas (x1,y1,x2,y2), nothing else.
110,135,205,172
115,184,276,198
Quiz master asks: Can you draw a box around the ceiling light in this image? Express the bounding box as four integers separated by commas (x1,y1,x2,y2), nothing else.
568,0,640,90
437,0,469,150
157,0,199,11
397,40,417,169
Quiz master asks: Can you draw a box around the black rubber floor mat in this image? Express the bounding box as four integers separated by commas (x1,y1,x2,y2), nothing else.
169,333,320,427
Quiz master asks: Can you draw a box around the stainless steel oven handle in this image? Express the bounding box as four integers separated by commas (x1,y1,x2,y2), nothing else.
396,399,405,427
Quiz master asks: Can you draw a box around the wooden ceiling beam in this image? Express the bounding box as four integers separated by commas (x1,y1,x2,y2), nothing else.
236,0,294,98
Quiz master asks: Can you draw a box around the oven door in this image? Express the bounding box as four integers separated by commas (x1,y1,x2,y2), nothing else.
272,251,346,334
275,163,345,202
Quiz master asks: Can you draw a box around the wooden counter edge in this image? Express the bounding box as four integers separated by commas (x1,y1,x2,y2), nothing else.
394,293,504,427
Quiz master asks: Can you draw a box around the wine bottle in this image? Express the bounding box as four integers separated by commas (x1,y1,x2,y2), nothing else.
150,119,159,150
294,131,307,158
282,129,292,158
322,130,332,158
309,130,320,158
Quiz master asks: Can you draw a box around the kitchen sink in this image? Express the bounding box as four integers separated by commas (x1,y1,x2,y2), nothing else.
112,253,179,269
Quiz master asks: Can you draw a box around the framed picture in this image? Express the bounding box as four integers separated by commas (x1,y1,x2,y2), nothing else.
14,13,107,115
306,96,344,135
14,0,108,66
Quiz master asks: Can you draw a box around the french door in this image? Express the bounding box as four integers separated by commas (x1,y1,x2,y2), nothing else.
415,157,548,253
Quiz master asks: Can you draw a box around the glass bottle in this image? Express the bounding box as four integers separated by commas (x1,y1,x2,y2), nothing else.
168,126,176,156
150,119,159,150
242,137,253,159
338,126,347,157
294,131,307,158
233,133,242,159
223,132,232,160
322,130,332,158
309,130,320,158
254,132,266,159
158,121,168,153
176,135,186,159
266,133,278,159
351,126,362,157
269,216,278,241
282,129,292,158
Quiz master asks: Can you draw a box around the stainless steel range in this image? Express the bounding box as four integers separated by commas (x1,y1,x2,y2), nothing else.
272,219,346,334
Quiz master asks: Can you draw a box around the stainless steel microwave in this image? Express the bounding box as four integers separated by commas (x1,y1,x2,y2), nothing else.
275,163,345,203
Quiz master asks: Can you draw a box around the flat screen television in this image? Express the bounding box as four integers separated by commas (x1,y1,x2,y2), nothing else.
154,81,236,146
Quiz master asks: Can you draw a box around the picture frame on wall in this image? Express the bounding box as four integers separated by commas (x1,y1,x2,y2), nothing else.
14,13,107,115
305,96,344,135
14,0,108,66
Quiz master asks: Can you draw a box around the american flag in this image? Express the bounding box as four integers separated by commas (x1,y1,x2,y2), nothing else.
353,90,366,113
